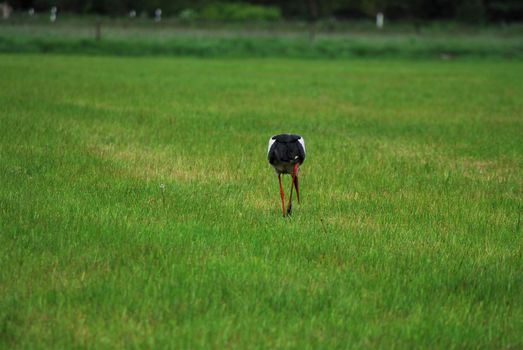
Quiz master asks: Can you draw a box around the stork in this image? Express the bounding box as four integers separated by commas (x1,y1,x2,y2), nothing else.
267,134,306,217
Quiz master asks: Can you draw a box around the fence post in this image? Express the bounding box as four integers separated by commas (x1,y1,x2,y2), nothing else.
376,12,384,29
95,19,102,41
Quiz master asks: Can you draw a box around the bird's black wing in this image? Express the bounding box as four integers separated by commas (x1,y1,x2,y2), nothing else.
268,134,305,165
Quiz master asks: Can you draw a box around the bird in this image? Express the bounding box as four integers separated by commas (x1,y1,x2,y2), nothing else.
267,134,306,217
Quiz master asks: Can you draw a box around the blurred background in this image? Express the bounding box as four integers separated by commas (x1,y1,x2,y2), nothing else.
1,0,522,58
3,0,523,22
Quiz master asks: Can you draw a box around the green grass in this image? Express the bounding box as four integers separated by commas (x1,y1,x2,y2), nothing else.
2,34,523,59
1,54,522,348
1,18,523,59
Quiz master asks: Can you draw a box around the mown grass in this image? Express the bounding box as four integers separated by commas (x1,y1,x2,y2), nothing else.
0,54,522,348
2,34,523,59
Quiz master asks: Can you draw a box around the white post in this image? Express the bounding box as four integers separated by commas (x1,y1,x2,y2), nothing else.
154,8,162,22
1,3,12,19
50,6,57,22
376,12,384,29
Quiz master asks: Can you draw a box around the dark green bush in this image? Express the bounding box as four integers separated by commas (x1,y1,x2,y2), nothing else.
199,2,281,21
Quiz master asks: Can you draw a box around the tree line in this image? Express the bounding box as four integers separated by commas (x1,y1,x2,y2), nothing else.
7,0,523,22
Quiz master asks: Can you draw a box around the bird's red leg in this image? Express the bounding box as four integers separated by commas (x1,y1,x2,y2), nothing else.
278,174,285,217
293,163,300,205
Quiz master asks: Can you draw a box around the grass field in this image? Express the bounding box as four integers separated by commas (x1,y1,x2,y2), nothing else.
1,54,522,348
2,18,523,59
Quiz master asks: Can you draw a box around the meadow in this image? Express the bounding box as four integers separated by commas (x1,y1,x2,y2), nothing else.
1,17,523,59
0,53,522,348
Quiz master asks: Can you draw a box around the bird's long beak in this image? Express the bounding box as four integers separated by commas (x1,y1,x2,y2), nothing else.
293,163,300,205
286,163,300,216
278,174,285,217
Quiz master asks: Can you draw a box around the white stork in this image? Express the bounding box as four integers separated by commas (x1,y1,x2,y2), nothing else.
267,134,306,217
